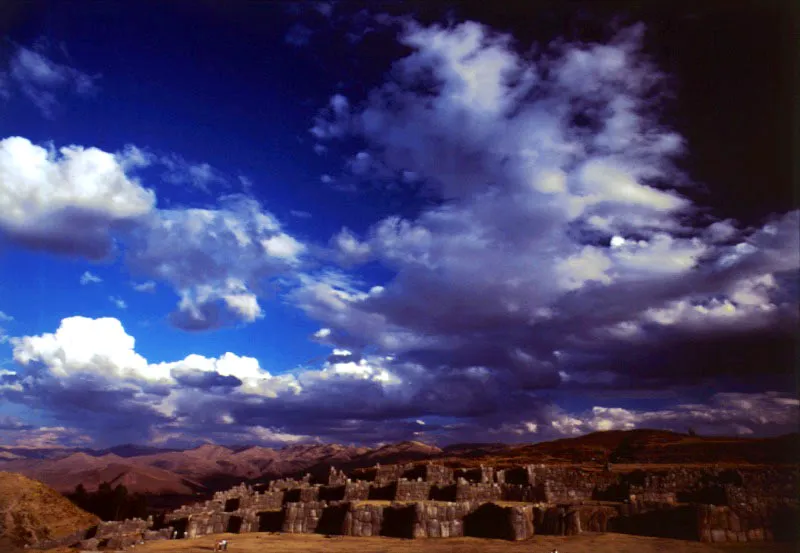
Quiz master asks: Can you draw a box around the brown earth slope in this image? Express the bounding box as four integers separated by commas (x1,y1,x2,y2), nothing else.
0,452,206,495
0,471,98,550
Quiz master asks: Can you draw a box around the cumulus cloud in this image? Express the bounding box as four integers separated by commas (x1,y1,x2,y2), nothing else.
7,43,98,117
0,134,308,330
304,20,798,403
1,316,797,447
126,195,306,330
0,20,796,446
0,136,156,259
2,317,408,445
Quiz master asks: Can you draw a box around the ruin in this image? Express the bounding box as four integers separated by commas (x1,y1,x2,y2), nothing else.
57,462,797,550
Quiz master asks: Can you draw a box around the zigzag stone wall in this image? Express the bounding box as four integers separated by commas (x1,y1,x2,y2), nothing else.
62,462,798,550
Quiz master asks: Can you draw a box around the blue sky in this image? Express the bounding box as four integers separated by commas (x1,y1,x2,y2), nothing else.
0,1,797,449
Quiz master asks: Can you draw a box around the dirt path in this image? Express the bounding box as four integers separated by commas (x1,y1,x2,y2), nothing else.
123,532,796,553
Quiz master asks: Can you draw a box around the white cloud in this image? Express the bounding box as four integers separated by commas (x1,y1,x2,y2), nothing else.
609,234,706,276
238,175,253,192
261,233,306,263
555,246,613,291
160,154,226,192
109,296,127,309
11,316,163,382
574,393,800,436
0,136,155,258
80,271,102,285
2,317,412,445
132,280,156,293
2,316,797,446
0,136,309,330
127,195,306,330
173,278,262,329
331,227,372,264
0,424,93,448
301,19,798,406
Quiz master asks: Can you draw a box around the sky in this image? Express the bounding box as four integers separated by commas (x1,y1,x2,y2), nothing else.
0,0,797,449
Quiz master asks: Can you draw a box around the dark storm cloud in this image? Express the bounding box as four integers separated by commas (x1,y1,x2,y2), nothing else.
171,368,243,390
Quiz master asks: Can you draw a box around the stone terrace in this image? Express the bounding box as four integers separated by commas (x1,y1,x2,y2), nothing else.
63,462,797,550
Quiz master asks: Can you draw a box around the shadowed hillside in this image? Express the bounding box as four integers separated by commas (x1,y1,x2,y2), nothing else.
434,430,800,468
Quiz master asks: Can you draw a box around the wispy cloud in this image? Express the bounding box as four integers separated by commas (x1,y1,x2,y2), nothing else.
132,281,156,293
285,23,314,46
6,42,99,117
160,154,227,192
80,271,102,285
109,296,127,309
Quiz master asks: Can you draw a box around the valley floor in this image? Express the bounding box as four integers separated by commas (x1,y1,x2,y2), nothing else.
52,532,796,553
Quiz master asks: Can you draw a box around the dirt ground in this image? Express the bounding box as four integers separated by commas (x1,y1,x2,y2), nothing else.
107,532,797,553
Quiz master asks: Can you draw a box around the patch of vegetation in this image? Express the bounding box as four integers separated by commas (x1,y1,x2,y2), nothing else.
67,482,148,521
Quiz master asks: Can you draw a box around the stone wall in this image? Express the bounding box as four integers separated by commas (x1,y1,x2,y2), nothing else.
455,481,502,502
324,466,348,486
395,480,432,501
269,474,312,490
696,502,798,543
534,467,618,503
252,490,284,510
454,465,494,484
282,501,326,534
373,463,415,485
123,461,798,549
344,480,371,501
501,483,545,502
343,503,383,537
410,501,471,538
424,464,454,485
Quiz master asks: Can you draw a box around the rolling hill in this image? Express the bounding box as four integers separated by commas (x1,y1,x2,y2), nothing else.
0,430,796,498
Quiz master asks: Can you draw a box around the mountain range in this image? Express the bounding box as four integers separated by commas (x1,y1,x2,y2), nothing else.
0,430,796,496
